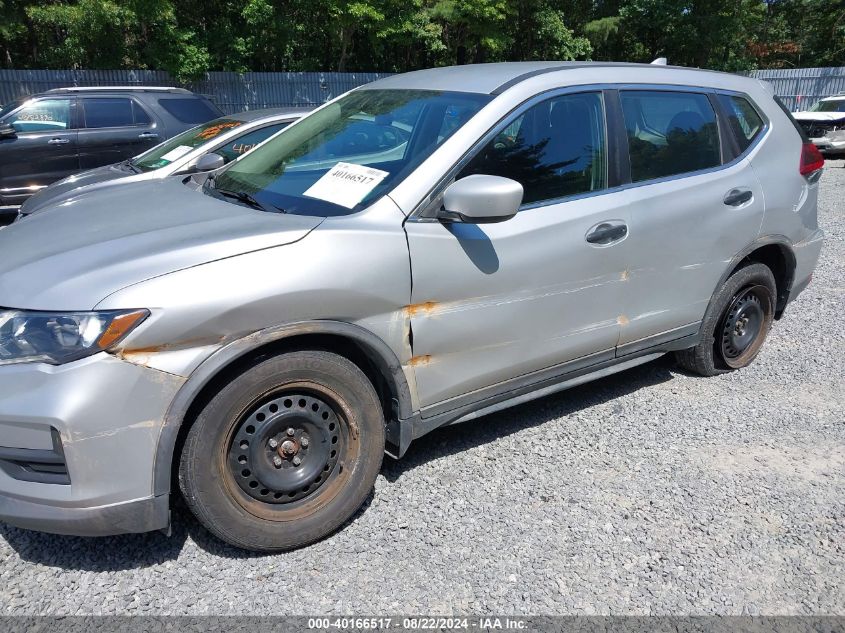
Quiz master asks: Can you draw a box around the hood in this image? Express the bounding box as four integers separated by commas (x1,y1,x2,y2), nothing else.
792,111,845,122
0,178,322,310
20,164,133,216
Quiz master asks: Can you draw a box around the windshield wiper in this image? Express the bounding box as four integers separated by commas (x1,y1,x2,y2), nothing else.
118,159,140,174
213,187,286,214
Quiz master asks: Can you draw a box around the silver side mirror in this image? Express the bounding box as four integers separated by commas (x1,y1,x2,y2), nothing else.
193,152,225,172
440,174,523,224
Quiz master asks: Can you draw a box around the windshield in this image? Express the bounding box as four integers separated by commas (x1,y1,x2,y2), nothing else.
133,117,245,171
0,99,24,120
209,89,492,216
808,99,845,113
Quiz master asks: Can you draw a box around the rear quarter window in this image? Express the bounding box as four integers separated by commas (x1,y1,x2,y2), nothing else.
717,94,765,152
158,98,221,124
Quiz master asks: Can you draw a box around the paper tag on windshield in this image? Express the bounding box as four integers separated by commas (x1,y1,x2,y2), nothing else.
159,145,194,163
303,162,389,209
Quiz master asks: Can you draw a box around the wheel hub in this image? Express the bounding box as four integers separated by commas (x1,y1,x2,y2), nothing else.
721,288,764,360
227,393,342,504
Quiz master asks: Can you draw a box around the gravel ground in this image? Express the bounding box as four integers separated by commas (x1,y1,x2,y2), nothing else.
1,164,843,616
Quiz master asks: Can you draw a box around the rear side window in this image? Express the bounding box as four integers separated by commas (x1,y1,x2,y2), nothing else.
620,90,721,182
718,94,764,152
82,98,135,128
459,91,607,205
215,122,290,163
158,98,220,124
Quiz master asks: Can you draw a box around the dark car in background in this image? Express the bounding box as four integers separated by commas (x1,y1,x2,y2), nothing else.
0,86,222,222
18,108,311,219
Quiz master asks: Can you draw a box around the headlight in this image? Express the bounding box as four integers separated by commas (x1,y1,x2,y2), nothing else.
0,309,149,366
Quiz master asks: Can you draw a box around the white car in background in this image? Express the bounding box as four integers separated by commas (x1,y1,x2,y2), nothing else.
17,107,311,218
792,94,845,155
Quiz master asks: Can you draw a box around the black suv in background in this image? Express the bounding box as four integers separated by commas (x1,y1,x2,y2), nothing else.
0,86,222,221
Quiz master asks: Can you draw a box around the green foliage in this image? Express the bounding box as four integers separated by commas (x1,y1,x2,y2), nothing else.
0,0,842,76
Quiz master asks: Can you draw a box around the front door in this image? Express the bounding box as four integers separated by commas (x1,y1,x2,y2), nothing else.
404,91,632,413
0,97,79,205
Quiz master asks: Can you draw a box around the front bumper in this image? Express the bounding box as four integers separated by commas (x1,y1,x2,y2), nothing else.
810,135,845,153
0,353,184,536
0,492,169,536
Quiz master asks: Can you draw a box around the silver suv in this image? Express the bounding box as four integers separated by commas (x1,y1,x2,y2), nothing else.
0,63,825,552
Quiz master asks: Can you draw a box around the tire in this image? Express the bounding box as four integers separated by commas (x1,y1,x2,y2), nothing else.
179,350,384,552
675,262,776,377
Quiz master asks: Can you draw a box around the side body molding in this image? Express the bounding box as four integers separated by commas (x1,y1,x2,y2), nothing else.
152,320,415,498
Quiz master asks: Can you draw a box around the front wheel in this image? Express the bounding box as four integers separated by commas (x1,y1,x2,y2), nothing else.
179,350,384,552
675,262,776,376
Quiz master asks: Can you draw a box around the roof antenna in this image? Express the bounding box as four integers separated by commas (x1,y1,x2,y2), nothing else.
651,57,668,65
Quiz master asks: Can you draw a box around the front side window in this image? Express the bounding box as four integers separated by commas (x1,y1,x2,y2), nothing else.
458,91,607,205
5,98,72,133
83,98,134,128
215,122,290,162
132,117,245,172
210,89,491,217
717,94,764,152
620,90,720,182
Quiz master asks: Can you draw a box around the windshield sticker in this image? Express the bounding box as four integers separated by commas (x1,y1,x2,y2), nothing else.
159,145,194,163
303,162,389,209
196,120,242,140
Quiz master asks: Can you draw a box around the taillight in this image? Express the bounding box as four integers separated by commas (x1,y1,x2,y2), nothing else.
800,142,824,177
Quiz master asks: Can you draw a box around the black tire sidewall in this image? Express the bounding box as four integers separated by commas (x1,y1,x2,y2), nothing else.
179,351,384,551
702,262,776,372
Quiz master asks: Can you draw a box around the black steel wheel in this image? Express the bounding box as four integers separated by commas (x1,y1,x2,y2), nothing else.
179,350,384,552
227,392,343,506
718,285,769,368
675,262,776,376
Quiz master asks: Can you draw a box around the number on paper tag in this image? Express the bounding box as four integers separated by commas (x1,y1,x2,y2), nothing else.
303,162,389,209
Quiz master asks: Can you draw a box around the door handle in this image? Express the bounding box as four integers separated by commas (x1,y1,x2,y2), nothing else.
138,132,159,140
586,221,628,245
723,188,753,207
48,138,69,145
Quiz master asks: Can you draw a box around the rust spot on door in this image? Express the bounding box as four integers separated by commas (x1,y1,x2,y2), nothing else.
408,354,433,367
404,301,439,317
617,315,630,326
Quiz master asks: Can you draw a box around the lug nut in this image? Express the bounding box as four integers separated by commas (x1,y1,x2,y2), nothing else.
268,438,279,449
300,437,309,448
286,428,295,437
292,456,302,466
273,456,283,468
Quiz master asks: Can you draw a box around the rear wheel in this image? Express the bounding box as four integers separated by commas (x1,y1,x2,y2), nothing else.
675,262,776,376
179,350,384,552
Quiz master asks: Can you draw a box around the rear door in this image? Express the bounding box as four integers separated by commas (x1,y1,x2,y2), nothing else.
78,96,161,169
614,88,766,353
0,96,79,205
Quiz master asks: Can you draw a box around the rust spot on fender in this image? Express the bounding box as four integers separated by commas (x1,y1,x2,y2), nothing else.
617,315,630,326
408,354,433,367
404,301,439,317
620,269,630,282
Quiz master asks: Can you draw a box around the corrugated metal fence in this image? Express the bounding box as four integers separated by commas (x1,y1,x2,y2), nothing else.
2,67,844,113
0,69,392,114
747,67,845,111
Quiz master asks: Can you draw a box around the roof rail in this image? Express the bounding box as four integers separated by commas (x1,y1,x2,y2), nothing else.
44,86,191,94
